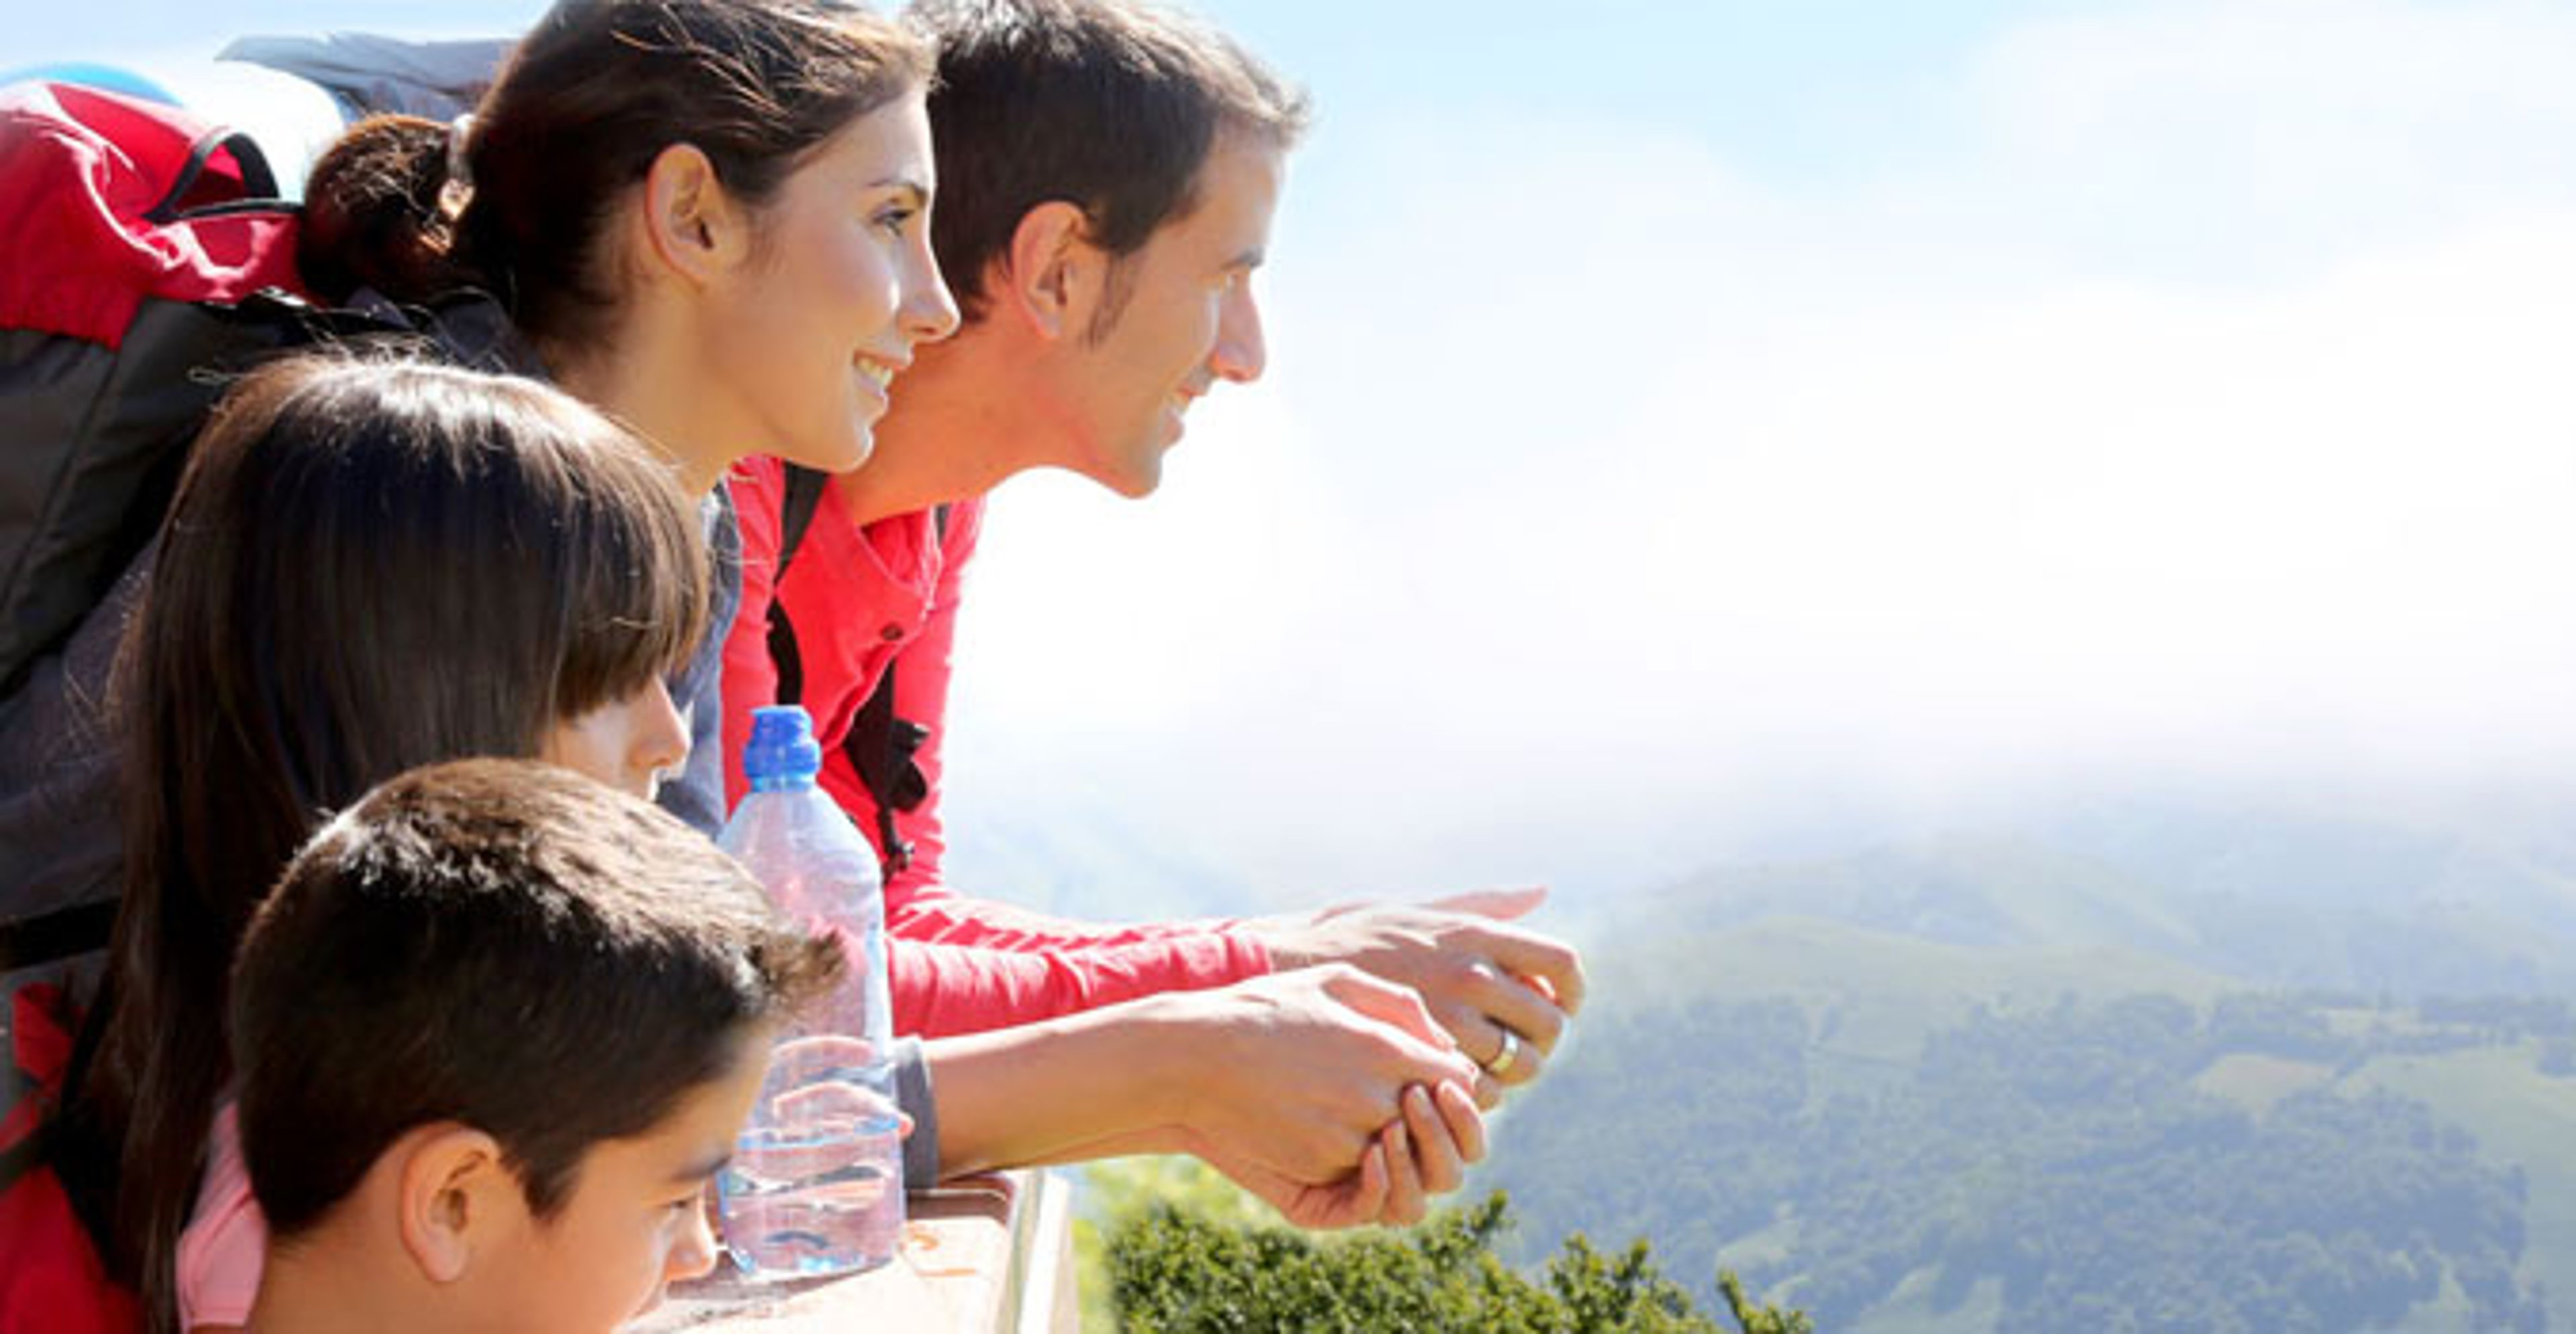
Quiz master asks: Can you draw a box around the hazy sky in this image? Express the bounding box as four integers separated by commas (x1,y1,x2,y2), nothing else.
15,1,2576,907
956,0,2576,905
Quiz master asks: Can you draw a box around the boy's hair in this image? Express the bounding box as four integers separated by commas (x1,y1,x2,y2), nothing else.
229,758,842,1237
913,0,1309,322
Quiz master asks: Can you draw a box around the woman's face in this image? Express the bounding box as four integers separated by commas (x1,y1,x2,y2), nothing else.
540,678,692,801
697,88,959,475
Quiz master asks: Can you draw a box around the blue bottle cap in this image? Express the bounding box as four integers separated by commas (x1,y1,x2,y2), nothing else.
741,705,822,782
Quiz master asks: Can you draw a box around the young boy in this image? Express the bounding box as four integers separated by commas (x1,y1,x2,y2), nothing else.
224,759,843,1333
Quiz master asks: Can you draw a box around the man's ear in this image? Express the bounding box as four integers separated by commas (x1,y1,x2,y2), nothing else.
392,1123,519,1286
636,142,752,288
996,201,1101,342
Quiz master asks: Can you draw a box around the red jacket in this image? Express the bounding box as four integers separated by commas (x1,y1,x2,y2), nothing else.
1,986,142,1334
724,459,1271,1037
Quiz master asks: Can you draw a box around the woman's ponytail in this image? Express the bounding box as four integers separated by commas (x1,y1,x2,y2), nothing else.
297,115,496,306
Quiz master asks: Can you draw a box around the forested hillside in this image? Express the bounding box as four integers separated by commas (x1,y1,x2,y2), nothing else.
1071,814,2576,1331
1483,992,2565,1332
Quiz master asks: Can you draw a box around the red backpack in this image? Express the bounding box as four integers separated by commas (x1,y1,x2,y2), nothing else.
0,79,309,696
0,984,139,1333
0,80,366,980
0,81,315,1333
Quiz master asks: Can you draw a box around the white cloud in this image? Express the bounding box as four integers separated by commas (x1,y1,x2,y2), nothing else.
941,0,2576,905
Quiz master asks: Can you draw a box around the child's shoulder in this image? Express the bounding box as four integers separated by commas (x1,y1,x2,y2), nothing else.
174,1102,268,1333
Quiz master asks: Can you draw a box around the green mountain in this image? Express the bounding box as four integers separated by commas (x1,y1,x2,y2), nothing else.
1481,821,2576,1332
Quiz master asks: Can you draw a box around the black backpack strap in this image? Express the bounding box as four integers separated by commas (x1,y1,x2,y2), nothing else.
849,500,949,872
763,465,833,707
1,974,91,1191
843,674,932,874
757,482,947,872
0,1128,42,1193
0,901,117,976
144,127,279,223
775,465,833,573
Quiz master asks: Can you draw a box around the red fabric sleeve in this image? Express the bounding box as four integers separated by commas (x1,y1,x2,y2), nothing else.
887,933,1272,1039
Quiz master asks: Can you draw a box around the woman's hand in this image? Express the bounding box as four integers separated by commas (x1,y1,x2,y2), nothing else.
924,963,1489,1204
1190,1078,1487,1229
1167,964,1483,1186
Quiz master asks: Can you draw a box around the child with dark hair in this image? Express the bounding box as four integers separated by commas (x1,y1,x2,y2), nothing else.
228,758,842,1334
47,349,721,1333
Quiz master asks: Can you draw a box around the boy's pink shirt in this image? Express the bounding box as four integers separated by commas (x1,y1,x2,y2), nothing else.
175,1102,264,1331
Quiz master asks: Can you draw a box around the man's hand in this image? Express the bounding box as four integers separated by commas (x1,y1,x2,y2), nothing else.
1251,886,1586,1092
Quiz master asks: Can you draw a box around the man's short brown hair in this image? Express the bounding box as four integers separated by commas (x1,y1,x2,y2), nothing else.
914,0,1309,321
229,759,841,1237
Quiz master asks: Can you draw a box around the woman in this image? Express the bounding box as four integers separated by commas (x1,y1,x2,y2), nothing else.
296,0,957,832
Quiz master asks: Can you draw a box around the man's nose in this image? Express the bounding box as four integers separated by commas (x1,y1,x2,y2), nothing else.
1210,284,1266,384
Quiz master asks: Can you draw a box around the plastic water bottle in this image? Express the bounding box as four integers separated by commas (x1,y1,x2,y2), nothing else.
716,705,904,1277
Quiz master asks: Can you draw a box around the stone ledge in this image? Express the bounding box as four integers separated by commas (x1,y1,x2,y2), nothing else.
638,1170,1076,1332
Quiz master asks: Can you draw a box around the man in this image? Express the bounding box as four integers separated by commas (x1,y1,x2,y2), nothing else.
722,0,1582,1090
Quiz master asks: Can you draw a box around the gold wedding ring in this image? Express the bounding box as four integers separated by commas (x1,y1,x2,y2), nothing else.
1485,1029,1520,1077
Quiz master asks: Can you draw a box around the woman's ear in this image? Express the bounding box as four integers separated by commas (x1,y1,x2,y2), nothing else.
996,201,1100,342
637,142,752,287
392,1123,519,1285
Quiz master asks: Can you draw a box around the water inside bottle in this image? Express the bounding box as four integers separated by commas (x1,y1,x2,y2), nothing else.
718,1112,905,1276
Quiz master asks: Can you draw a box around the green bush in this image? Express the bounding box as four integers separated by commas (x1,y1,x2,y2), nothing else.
1097,1182,1810,1333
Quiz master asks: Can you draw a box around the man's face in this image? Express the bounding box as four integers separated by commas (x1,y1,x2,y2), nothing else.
1061,134,1285,497
468,1029,764,1332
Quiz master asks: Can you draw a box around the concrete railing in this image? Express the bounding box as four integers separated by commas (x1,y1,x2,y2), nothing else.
641,1170,1079,1332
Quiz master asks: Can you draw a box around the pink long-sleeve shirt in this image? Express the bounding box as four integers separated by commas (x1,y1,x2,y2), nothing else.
722,459,1271,1037
173,1104,258,1330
